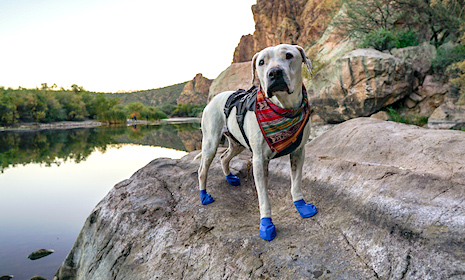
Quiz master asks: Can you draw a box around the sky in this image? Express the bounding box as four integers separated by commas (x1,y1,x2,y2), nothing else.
0,0,256,92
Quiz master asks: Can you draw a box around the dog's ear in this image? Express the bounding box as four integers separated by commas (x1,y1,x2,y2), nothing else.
295,46,313,76
251,52,259,86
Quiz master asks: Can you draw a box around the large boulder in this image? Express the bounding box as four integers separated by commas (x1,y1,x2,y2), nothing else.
54,118,465,280
307,49,414,123
208,62,252,101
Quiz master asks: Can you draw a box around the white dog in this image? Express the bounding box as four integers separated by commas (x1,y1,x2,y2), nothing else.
198,44,317,241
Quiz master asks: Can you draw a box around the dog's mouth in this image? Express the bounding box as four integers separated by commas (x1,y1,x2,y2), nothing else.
267,81,290,97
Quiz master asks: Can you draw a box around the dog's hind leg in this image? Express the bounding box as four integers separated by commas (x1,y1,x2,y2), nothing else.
198,113,224,205
290,147,317,218
220,135,244,185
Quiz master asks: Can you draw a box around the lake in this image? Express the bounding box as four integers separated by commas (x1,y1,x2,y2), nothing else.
0,121,202,280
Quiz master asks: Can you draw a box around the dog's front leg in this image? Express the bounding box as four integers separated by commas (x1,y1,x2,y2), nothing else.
252,155,276,241
290,147,317,218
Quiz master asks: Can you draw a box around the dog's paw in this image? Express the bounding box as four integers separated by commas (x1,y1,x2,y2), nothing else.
225,173,241,186
200,190,214,205
294,199,317,218
259,218,277,241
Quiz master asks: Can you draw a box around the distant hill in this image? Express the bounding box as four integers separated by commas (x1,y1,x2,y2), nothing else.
103,82,188,107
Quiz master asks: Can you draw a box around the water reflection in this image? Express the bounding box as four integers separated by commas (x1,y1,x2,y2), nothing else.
0,121,201,279
0,122,202,172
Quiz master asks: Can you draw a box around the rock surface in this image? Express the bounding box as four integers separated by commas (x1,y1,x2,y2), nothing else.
208,62,253,101
428,102,465,129
233,34,255,63
307,49,414,123
54,118,465,279
176,74,212,105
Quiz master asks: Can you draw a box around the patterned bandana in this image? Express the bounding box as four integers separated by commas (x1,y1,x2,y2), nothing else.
255,85,310,157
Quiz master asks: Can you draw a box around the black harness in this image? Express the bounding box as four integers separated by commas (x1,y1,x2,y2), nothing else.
223,86,258,150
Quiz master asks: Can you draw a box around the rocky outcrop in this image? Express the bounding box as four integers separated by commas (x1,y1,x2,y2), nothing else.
307,49,414,123
233,0,341,62
54,118,465,279
208,62,252,101
177,74,212,105
233,35,255,63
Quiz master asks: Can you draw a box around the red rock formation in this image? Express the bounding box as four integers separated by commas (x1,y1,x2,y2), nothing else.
233,0,341,63
177,73,212,105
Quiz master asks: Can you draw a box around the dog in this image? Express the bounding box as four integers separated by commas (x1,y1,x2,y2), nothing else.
197,44,317,241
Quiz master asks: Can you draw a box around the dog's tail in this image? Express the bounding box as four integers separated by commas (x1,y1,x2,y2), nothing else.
192,151,202,163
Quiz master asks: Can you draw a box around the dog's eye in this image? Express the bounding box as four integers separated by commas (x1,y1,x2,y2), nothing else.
286,53,294,60
259,59,265,66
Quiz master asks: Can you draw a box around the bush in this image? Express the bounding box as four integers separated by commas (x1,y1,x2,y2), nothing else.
432,42,465,72
359,28,421,51
395,29,420,49
386,107,429,126
100,107,126,124
359,28,396,51
172,103,206,117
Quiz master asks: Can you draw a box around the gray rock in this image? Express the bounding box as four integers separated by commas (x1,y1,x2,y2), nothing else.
54,118,465,279
307,49,414,123
428,102,465,129
28,249,54,260
391,42,436,76
0,276,13,280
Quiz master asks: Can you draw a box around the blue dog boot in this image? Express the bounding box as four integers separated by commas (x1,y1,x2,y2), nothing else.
200,190,214,205
259,217,277,241
294,199,317,218
226,173,240,186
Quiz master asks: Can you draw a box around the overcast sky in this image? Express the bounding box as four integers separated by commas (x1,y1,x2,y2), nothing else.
0,0,256,92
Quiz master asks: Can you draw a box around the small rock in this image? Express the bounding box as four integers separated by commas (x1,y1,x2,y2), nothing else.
370,111,390,121
0,276,13,280
30,276,47,280
28,249,54,260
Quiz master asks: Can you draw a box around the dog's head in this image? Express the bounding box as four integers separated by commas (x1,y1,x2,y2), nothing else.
252,44,312,100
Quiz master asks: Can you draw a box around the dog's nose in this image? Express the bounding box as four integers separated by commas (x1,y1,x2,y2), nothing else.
268,67,283,81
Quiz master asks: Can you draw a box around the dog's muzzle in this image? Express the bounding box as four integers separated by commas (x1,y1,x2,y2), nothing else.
267,67,289,97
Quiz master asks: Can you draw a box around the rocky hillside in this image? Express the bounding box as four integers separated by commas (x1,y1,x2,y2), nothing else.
176,74,212,105
104,82,187,107
54,118,465,279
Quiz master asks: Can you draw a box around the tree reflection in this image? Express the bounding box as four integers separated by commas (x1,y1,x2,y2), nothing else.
0,122,202,172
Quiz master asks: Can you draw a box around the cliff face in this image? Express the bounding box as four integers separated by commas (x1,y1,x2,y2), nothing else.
176,74,212,105
54,118,465,280
233,0,341,62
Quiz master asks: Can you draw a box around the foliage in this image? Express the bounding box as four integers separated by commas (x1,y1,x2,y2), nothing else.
432,42,465,73
172,103,206,117
359,28,397,51
386,107,429,126
336,0,465,47
0,86,167,126
448,33,465,104
394,29,420,48
359,28,421,51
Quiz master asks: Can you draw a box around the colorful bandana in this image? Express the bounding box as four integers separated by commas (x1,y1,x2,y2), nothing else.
255,85,310,156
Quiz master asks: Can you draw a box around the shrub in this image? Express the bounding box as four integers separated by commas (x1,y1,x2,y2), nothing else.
386,107,429,126
432,42,465,72
359,28,396,51
395,29,420,49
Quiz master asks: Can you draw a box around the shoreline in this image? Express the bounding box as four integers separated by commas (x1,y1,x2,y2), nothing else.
0,117,202,132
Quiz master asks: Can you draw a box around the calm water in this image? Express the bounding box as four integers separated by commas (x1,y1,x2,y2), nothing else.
0,121,201,280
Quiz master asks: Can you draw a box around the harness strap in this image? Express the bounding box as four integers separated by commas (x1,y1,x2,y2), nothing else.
224,86,258,150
